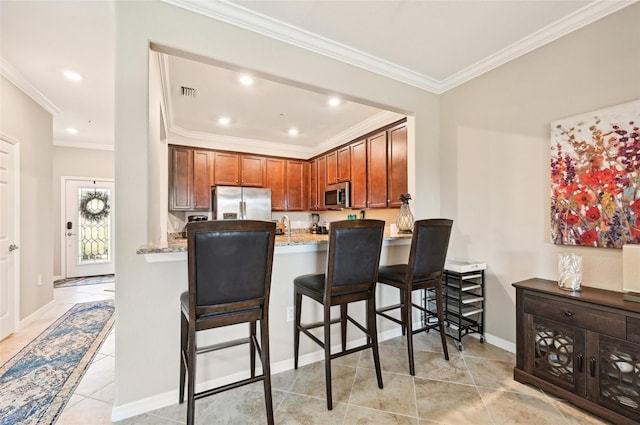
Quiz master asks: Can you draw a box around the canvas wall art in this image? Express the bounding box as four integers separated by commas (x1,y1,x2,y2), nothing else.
551,100,640,248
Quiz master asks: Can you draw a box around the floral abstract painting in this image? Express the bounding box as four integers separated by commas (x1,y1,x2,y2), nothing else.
551,100,640,248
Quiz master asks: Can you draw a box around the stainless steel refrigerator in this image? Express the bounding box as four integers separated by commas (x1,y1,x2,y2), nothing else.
212,186,272,221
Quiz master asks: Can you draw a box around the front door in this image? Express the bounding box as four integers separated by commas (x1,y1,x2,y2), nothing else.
0,139,19,340
64,179,115,278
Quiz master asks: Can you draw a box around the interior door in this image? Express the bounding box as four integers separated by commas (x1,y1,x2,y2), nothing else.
0,140,18,340
65,179,115,278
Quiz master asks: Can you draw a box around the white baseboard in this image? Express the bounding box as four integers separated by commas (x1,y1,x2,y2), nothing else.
111,324,516,421
18,300,55,330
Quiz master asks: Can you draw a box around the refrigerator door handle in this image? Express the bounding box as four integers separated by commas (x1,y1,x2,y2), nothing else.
241,201,246,219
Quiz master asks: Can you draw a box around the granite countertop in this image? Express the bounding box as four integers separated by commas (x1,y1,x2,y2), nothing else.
136,230,411,255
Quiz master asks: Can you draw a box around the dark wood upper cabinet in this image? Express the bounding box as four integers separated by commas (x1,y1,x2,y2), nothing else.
169,146,211,211
366,131,388,208
265,158,286,211
350,140,367,209
214,152,240,186
309,158,319,210
169,146,193,211
317,155,327,209
286,159,306,211
337,145,351,183
192,150,212,210
387,124,408,207
326,151,337,185
240,154,265,187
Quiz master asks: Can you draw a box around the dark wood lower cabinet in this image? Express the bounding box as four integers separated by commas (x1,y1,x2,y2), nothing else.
513,279,640,425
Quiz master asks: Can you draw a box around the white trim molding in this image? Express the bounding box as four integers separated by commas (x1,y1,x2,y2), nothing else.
53,139,115,151
162,0,637,94
0,57,60,115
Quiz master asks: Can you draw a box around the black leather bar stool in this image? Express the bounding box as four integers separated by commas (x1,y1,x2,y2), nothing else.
179,220,276,425
376,219,453,376
293,219,385,410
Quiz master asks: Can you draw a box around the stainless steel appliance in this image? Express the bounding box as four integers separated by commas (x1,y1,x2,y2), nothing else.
212,186,272,221
324,182,350,209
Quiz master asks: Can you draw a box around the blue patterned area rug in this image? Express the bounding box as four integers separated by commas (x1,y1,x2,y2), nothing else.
0,300,115,425
53,274,115,288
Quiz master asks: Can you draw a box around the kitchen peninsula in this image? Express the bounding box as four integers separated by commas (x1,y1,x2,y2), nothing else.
135,227,412,393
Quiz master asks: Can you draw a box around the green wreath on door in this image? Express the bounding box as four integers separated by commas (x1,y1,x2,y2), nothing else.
80,192,110,222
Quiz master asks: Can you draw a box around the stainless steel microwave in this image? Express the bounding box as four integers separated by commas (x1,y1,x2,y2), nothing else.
324,182,350,209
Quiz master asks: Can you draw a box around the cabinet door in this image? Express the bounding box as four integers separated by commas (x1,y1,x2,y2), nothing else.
587,333,640,422
192,149,212,210
241,154,265,187
214,152,240,186
367,131,388,208
309,159,319,210
266,158,286,211
318,156,327,209
350,140,367,209
286,160,305,211
169,146,193,210
337,145,351,182
526,315,586,396
326,151,337,185
387,125,408,207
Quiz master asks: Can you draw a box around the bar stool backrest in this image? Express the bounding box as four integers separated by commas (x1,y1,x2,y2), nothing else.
409,219,453,282
187,220,276,314
326,219,385,296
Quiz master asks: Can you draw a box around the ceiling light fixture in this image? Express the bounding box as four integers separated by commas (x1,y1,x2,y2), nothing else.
66,127,78,134
328,97,341,107
218,117,231,125
288,128,299,136
239,75,254,86
63,70,83,81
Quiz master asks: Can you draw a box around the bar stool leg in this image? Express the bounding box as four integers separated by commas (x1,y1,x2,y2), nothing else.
186,324,197,425
340,304,347,351
323,305,333,410
250,321,257,378
294,292,302,369
260,317,274,425
436,284,450,361
404,288,415,376
179,311,187,404
368,296,383,389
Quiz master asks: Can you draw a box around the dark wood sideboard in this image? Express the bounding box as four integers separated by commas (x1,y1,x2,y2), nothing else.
513,278,640,425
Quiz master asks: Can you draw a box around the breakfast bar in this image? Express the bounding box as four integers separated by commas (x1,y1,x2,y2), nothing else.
135,230,412,391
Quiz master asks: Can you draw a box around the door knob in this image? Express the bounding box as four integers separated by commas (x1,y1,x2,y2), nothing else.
9,244,19,252
67,232,75,236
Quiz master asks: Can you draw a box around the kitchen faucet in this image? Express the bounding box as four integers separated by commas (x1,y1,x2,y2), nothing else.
280,215,291,240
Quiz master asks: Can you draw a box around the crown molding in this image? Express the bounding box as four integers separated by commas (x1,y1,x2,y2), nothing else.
0,57,60,115
439,0,638,92
54,139,114,151
160,0,441,92
162,0,636,95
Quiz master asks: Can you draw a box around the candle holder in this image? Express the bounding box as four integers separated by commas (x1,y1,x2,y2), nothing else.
396,193,414,233
558,252,582,291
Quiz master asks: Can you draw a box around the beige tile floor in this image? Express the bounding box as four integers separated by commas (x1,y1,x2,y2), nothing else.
0,282,613,425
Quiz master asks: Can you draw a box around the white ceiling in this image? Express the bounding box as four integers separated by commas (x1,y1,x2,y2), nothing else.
1,0,635,152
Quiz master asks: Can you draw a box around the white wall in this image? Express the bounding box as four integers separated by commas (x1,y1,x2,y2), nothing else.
114,0,438,409
0,76,54,319
52,146,114,277
440,4,640,343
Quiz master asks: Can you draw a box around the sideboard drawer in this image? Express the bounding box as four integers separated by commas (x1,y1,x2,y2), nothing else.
524,294,625,338
628,317,640,344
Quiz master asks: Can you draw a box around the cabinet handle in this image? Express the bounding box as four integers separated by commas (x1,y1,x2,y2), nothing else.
590,357,596,377
564,310,573,317
576,353,584,372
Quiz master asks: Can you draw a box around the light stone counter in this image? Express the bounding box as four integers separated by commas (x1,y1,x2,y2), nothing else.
137,231,411,261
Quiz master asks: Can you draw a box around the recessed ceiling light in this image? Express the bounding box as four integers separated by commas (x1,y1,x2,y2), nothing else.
218,117,231,125
63,70,83,81
239,75,254,86
328,97,341,107
288,128,299,136
66,127,78,134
